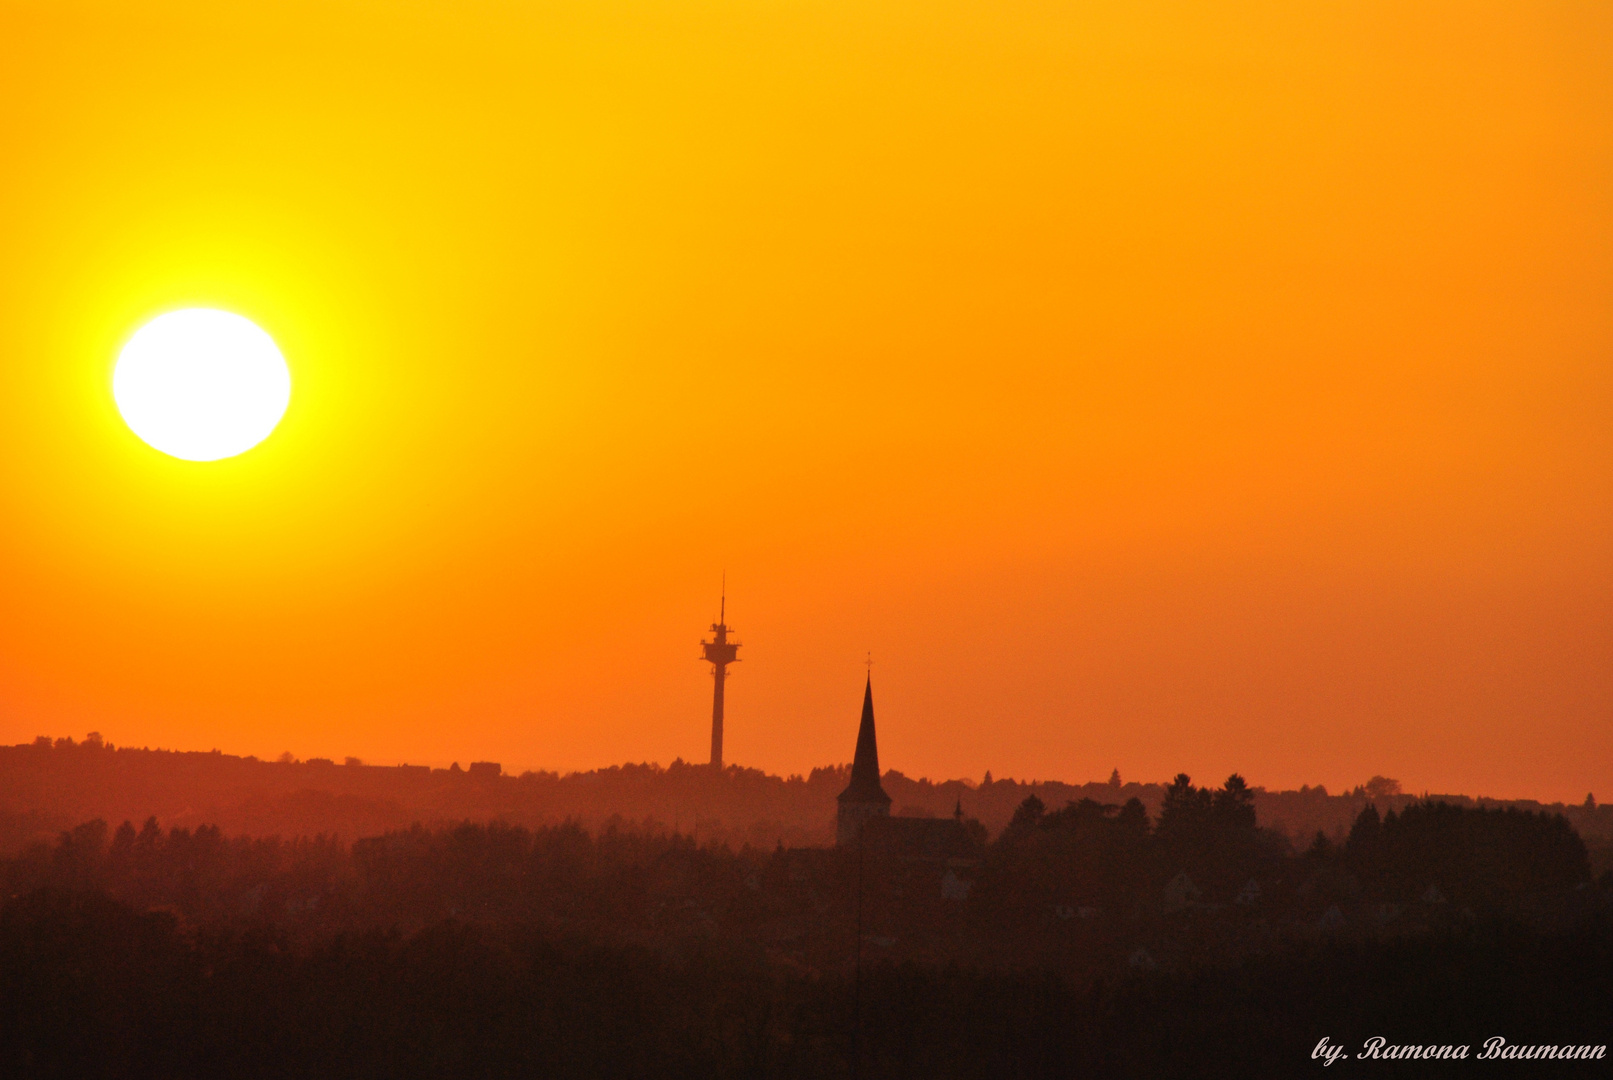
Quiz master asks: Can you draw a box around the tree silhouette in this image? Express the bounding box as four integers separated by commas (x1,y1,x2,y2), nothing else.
1212,773,1256,830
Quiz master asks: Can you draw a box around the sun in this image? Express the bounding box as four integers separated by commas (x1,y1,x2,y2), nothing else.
113,309,292,462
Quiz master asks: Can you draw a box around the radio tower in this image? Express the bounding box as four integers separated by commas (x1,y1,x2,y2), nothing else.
701,584,740,769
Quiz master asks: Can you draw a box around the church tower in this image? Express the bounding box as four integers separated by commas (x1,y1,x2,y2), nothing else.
836,675,891,845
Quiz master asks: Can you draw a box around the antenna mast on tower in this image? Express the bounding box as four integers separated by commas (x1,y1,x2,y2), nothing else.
701,580,740,769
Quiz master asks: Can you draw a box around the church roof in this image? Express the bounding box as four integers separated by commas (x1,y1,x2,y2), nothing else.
861,816,981,862
838,676,891,806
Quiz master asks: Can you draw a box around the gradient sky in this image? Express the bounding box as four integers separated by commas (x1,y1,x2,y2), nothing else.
0,0,1608,800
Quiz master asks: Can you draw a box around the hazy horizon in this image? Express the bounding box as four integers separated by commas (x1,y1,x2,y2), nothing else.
11,727,1596,808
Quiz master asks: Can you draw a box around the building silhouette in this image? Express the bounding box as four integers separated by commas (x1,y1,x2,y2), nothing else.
836,676,892,845
836,677,983,867
701,593,740,769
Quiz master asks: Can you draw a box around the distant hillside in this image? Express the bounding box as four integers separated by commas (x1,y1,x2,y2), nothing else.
2,735,1608,857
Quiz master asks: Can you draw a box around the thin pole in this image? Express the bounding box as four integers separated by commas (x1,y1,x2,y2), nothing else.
851,832,864,1079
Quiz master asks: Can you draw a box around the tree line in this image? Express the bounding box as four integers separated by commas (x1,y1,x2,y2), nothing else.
0,775,1607,1077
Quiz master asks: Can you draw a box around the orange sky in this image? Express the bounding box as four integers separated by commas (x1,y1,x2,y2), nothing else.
0,0,1608,801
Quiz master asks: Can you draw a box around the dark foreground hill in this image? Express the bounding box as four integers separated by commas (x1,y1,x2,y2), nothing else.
2,889,1608,1079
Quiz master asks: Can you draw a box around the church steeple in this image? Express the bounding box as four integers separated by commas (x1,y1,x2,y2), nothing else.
841,676,887,802
837,675,891,845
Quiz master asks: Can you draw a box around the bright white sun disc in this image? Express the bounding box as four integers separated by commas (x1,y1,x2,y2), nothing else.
113,309,291,461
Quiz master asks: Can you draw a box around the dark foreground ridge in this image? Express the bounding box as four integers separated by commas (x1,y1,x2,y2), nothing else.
2,886,1608,1079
